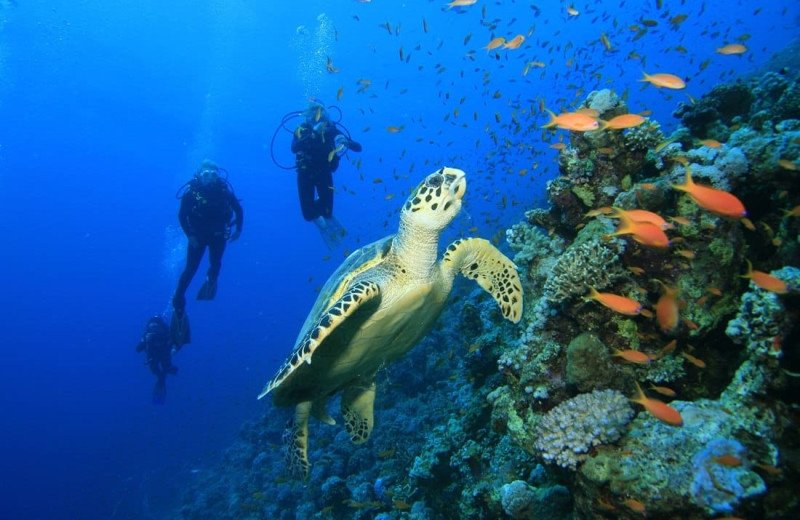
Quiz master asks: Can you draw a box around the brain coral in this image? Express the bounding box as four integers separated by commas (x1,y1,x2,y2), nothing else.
534,389,634,469
543,240,625,303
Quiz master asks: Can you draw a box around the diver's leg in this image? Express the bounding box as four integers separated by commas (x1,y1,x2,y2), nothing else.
206,235,227,284
159,354,178,375
317,171,334,219
152,374,167,405
173,239,206,311
297,171,318,221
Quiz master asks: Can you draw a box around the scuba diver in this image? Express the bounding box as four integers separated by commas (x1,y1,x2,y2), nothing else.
275,100,362,249
136,315,178,404
171,160,243,346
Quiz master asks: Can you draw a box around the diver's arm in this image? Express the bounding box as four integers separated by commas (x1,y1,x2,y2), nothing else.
334,129,362,152
291,125,313,153
230,194,244,232
347,139,362,152
178,193,193,236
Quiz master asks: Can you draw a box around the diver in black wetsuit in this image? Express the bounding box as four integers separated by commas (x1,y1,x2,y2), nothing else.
170,160,243,346
291,101,361,248
136,315,177,404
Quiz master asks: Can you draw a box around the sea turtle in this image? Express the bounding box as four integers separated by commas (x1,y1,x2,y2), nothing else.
259,167,523,478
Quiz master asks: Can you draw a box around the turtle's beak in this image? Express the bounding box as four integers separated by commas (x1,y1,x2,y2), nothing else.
443,167,467,200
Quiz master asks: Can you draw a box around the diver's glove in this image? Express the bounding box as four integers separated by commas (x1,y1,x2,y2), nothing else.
229,228,241,242
334,134,348,149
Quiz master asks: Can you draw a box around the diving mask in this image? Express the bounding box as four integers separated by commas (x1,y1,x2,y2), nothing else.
198,168,218,184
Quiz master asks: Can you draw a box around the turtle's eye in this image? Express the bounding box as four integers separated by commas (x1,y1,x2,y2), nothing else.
426,174,443,189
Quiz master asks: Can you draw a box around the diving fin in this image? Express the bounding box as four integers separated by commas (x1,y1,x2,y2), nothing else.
170,309,191,348
314,216,346,251
196,277,218,300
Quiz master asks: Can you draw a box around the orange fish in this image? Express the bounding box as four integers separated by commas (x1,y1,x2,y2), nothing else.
575,108,600,117
612,348,652,364
640,71,686,89
549,142,567,150
393,500,412,510
584,287,643,315
484,37,505,51
503,35,525,49
611,207,670,229
604,114,646,130
699,139,723,148
542,109,601,132
446,0,477,8
622,498,646,513
782,205,800,218
630,381,683,426
670,166,746,218
385,125,405,133
754,463,782,475
672,155,689,166
606,208,670,248
716,43,747,55
777,159,797,171
660,339,677,355
740,259,789,294
585,206,614,218
326,56,340,73
649,384,676,397
681,352,706,368
655,282,680,333
713,454,742,467
600,32,613,51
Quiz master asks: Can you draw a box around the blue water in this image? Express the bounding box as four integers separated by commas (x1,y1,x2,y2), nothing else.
0,1,795,518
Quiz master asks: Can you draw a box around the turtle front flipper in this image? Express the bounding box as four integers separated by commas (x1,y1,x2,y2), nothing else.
259,280,381,398
442,238,523,323
342,380,376,444
284,401,312,480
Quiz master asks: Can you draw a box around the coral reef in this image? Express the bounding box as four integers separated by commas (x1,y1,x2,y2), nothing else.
533,389,634,469
542,238,625,304
175,70,800,520
578,398,777,518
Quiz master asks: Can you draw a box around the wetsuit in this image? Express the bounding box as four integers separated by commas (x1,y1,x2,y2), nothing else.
173,177,243,311
292,122,362,221
136,317,177,404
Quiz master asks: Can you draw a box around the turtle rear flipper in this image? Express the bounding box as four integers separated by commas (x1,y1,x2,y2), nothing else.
258,280,381,399
442,238,523,323
342,380,376,444
284,401,312,480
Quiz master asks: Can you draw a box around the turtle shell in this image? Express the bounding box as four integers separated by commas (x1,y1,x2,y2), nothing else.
294,234,393,345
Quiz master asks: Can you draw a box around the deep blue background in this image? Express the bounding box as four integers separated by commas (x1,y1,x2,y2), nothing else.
0,1,795,518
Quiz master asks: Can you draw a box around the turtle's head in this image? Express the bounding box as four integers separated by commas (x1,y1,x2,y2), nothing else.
401,167,466,231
